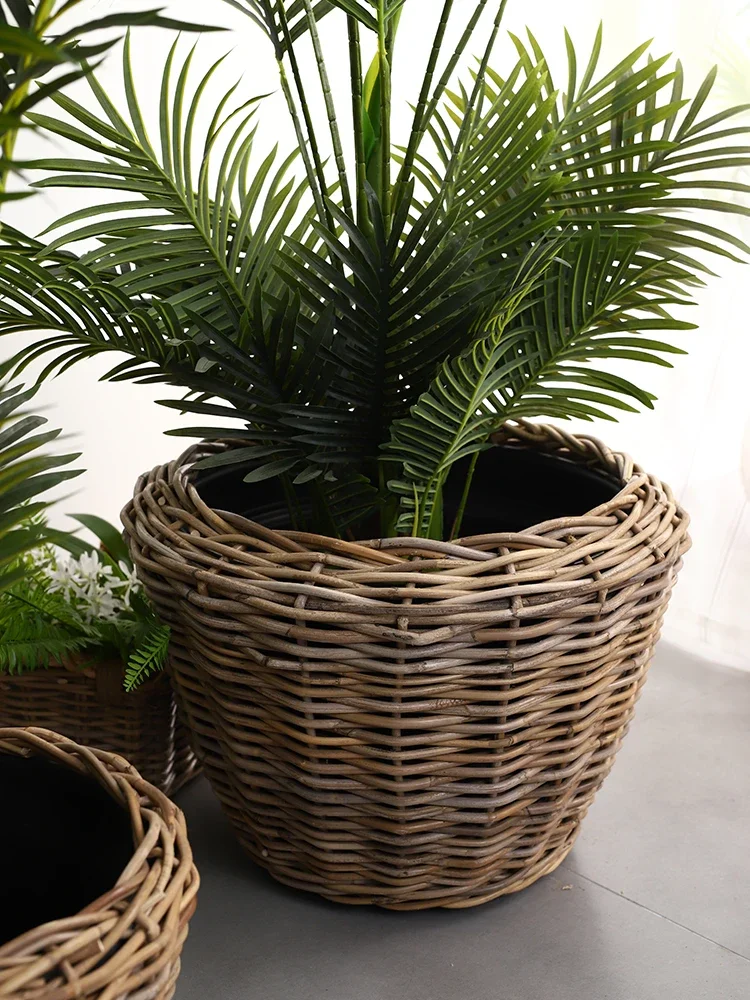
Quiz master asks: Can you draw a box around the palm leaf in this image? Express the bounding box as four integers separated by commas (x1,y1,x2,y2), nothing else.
29,38,307,334
484,228,696,425
0,1,218,202
0,384,81,591
385,241,561,536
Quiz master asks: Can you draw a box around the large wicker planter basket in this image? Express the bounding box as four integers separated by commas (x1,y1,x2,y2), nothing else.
123,422,690,910
0,662,199,795
0,727,199,999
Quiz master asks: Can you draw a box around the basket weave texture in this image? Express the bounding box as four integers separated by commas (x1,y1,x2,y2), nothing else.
0,662,199,795
123,422,690,910
0,727,198,999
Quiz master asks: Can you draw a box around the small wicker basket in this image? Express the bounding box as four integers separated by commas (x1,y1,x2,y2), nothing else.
0,727,199,1000
0,660,198,795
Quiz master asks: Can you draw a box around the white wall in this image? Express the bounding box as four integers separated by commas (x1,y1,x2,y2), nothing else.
5,0,749,668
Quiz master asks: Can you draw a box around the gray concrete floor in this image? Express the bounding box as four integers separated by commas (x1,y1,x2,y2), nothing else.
174,644,750,1000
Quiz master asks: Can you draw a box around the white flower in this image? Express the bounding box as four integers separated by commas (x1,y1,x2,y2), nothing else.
81,585,125,622
46,559,80,600
42,550,138,623
76,552,115,585
118,562,141,603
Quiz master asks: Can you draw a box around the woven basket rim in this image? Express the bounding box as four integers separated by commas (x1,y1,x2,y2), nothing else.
0,726,198,993
144,420,686,566
1,654,175,692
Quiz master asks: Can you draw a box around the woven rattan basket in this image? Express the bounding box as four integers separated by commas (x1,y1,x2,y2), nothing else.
0,660,199,795
123,422,690,910
0,727,199,999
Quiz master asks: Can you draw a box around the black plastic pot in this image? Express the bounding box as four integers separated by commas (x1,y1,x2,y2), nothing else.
0,749,133,946
193,442,622,535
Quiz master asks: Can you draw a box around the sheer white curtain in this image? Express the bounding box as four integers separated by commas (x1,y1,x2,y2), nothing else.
496,0,750,670
7,0,749,669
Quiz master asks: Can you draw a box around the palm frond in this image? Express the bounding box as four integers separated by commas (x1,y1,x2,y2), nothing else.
0,1,218,201
0,384,81,590
29,38,308,331
494,30,750,251
384,241,561,537
492,229,694,426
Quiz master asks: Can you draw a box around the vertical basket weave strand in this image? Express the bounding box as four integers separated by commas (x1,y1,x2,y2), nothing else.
0,727,199,999
123,422,690,910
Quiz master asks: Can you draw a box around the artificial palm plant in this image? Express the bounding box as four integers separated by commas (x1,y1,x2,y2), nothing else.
0,0,747,540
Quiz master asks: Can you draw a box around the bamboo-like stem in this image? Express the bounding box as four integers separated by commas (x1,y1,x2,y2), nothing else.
377,0,392,231
269,2,332,229
424,0,491,127
302,0,354,220
393,0,454,208
348,18,370,233
442,0,508,213
448,451,479,540
275,58,329,224
33,0,57,28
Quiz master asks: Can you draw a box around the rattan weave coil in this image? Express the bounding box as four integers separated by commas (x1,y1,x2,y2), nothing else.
0,662,199,795
0,727,199,1000
123,421,690,910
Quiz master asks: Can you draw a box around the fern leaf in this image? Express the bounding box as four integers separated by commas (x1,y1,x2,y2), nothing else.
124,623,171,692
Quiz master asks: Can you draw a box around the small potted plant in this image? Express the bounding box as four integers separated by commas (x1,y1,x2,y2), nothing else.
0,2,746,907
0,513,198,793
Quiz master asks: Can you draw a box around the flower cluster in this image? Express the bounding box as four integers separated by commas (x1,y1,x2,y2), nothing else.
44,551,140,623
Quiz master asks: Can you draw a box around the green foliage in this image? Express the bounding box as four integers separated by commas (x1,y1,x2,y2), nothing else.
68,511,130,564
0,0,218,201
0,5,748,539
0,580,87,671
124,622,170,692
0,5,219,577
0,515,170,686
0,383,80,590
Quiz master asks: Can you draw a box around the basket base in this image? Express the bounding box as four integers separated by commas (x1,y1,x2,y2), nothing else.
229,821,582,911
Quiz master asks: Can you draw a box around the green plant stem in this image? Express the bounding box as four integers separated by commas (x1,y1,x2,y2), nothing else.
442,0,508,213
271,3,332,229
449,451,479,540
311,480,342,539
394,0,454,206
280,472,304,531
0,0,57,193
302,0,354,219
377,0,392,231
348,16,369,232
45,0,85,31
423,0,491,126
277,58,328,224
